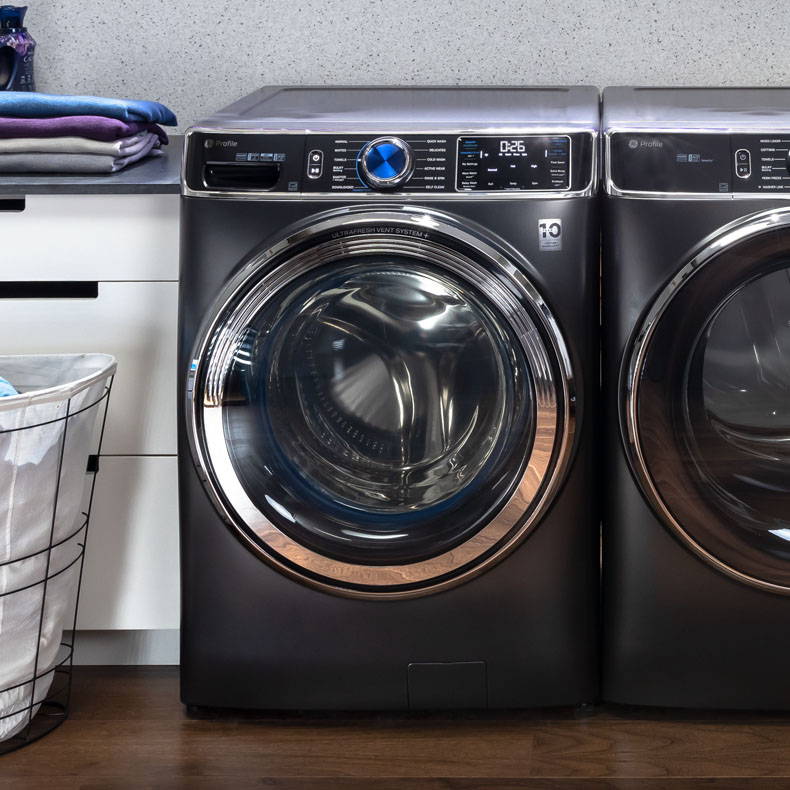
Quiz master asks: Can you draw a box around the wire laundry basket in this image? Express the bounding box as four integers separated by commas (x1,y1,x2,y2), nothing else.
0,354,115,755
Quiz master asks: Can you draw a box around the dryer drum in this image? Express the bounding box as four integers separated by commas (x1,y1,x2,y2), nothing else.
186,207,574,598
624,207,790,593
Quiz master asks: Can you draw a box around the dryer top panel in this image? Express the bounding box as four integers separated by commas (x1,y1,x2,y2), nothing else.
604,87,790,132
192,86,600,134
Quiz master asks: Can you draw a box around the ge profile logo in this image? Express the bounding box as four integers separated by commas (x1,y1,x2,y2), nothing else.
204,139,214,149
628,139,639,149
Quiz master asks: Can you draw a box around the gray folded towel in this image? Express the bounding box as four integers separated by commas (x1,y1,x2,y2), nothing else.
0,132,162,173
0,131,158,156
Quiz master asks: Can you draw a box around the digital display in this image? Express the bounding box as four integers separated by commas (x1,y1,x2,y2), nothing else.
456,136,571,191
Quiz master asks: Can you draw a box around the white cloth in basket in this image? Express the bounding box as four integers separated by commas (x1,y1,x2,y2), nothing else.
0,354,115,741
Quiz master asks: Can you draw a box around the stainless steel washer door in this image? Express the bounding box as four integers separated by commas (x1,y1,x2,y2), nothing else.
187,206,574,598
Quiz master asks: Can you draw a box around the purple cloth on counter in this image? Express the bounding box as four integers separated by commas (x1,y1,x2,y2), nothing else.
0,115,168,143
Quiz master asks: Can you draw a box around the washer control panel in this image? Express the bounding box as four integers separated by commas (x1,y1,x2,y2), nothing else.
610,132,790,194
305,134,450,193
184,131,594,196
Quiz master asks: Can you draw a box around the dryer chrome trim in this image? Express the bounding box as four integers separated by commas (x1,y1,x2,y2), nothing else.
186,206,576,599
604,127,790,199
182,127,597,200
622,206,790,595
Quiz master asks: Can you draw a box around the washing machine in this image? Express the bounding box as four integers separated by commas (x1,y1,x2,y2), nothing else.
178,86,599,710
603,87,790,708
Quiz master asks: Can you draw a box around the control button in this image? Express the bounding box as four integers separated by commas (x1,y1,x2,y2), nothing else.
359,137,414,189
735,149,751,179
307,149,323,179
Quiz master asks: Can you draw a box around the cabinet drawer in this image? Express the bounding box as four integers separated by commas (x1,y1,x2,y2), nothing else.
0,281,177,455
77,455,179,630
0,194,179,281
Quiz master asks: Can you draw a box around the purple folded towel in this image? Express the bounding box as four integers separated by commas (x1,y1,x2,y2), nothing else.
0,115,168,143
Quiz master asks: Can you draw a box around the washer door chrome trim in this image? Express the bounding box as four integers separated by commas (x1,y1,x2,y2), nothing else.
623,206,790,595
187,206,575,599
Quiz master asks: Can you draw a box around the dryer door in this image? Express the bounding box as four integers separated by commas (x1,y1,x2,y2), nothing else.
187,206,574,598
625,207,790,593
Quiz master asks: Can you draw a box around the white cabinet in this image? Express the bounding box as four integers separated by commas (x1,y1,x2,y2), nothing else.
0,281,178,455
0,193,180,631
0,194,179,281
77,456,180,630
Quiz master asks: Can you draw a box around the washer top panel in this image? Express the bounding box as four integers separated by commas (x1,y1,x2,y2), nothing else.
604,87,790,132
185,87,598,199
192,86,600,133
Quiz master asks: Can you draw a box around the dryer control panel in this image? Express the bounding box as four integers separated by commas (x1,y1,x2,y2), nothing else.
609,132,790,194
183,131,594,196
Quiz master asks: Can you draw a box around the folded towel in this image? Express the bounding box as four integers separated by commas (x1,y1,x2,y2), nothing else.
0,378,17,397
0,92,176,125
0,116,168,143
0,131,161,156
0,134,162,173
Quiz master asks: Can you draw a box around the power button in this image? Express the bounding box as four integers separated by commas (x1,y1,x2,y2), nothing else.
735,149,751,179
307,149,323,179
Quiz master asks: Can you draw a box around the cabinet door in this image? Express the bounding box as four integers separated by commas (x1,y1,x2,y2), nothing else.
0,281,177,455
0,194,179,281
77,456,179,630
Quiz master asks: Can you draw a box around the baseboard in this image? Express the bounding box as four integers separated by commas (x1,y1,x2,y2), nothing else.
67,629,180,665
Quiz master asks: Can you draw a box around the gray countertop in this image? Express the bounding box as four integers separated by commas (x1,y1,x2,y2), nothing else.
0,135,183,195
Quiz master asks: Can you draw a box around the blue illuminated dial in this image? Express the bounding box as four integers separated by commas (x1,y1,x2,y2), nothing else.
359,137,413,189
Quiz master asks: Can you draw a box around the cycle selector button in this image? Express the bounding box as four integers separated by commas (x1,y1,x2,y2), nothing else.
359,137,414,190
735,149,751,179
307,149,323,179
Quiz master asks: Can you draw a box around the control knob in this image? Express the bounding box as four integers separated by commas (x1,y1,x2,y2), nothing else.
359,137,414,190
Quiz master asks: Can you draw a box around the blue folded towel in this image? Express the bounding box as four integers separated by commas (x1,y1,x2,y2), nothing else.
0,376,18,397
0,92,177,125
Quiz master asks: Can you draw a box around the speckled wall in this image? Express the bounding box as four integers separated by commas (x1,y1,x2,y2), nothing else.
29,0,790,131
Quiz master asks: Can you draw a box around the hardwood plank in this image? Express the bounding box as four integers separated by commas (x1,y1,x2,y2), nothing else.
529,717,790,778
5,779,790,790
3,667,790,786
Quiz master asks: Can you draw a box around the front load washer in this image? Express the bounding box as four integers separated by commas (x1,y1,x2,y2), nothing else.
179,86,599,710
603,87,790,708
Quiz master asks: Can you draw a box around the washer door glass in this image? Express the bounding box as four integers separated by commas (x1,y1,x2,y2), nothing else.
190,208,570,596
224,258,533,565
629,216,790,591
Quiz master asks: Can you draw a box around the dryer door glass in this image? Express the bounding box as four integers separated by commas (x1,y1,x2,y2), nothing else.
190,210,572,596
629,215,790,592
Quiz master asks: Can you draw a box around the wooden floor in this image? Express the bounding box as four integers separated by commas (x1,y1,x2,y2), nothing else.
4,668,790,789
